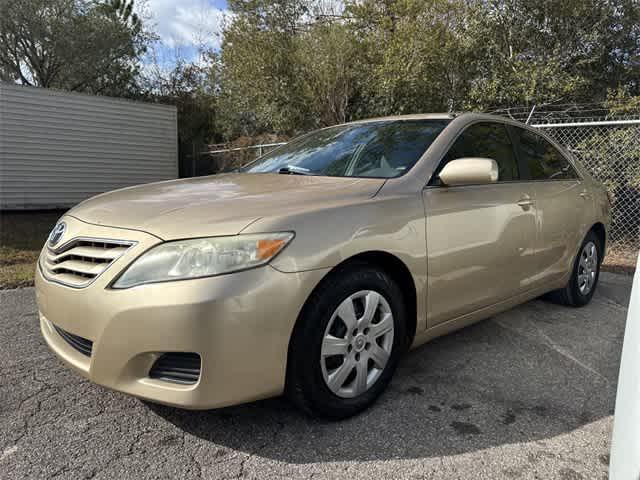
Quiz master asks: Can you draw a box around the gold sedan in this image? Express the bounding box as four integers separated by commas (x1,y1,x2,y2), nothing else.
36,113,610,418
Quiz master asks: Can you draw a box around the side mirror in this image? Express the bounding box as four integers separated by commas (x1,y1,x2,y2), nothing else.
438,157,499,186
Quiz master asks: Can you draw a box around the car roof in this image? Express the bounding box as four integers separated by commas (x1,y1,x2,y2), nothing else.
346,113,455,124
345,112,520,125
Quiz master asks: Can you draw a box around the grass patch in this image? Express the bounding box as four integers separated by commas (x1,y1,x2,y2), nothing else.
0,211,65,289
0,262,38,289
602,247,637,275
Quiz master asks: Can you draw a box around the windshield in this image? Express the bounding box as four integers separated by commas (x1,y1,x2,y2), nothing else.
242,119,450,178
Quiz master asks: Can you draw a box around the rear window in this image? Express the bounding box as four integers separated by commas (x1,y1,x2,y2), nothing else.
513,128,578,180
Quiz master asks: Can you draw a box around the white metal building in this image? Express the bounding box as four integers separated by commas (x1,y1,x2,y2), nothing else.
0,82,178,209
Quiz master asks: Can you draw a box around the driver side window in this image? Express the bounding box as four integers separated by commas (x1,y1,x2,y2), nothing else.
434,122,520,184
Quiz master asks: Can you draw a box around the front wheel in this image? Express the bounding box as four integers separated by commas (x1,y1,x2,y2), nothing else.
549,230,602,307
287,265,407,419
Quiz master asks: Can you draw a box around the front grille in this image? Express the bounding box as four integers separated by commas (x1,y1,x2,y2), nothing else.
53,324,93,357
42,238,134,288
149,353,201,385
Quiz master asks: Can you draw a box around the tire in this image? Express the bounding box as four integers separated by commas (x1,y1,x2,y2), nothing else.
286,264,407,419
548,230,602,307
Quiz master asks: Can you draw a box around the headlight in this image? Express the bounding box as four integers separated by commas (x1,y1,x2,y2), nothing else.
112,232,294,288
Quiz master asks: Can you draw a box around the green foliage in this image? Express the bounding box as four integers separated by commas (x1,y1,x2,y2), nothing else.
466,0,640,110
216,3,311,138
605,87,640,117
0,0,150,96
346,0,478,116
295,22,360,127
2,0,640,148
99,0,141,30
138,54,220,175
214,0,640,139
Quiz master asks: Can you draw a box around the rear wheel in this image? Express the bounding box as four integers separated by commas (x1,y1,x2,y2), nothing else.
548,230,602,307
287,265,406,419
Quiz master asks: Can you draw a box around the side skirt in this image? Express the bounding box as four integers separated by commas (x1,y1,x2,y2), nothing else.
410,279,566,349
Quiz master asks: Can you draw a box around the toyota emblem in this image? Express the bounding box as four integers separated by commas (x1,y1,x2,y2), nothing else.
48,222,67,247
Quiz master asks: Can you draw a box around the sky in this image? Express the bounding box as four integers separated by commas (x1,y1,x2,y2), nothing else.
141,0,230,64
140,0,344,66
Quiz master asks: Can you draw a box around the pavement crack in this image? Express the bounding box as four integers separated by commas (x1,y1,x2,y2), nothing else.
11,368,56,445
236,420,285,479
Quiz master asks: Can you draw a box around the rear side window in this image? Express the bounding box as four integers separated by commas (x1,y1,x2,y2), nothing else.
514,128,578,180
439,122,519,182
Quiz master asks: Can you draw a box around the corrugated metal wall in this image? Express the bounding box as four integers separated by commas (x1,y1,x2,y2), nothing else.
0,83,178,209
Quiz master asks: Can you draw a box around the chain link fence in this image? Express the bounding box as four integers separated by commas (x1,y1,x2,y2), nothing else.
533,119,640,259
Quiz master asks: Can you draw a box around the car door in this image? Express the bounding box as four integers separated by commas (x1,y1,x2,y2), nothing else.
422,121,538,326
510,126,585,285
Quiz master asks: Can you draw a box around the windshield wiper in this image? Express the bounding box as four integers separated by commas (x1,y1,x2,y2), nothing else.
278,166,314,175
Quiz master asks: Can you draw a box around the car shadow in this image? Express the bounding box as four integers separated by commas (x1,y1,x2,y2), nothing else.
148,279,628,463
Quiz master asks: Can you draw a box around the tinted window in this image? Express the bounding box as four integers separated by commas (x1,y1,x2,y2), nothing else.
514,128,578,180
438,122,519,182
243,120,450,178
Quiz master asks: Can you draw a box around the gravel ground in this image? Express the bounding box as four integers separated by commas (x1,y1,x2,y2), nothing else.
0,273,632,479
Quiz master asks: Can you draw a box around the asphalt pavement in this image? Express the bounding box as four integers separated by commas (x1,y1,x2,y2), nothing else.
0,273,632,479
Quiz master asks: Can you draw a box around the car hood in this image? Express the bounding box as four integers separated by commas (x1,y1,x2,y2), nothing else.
68,173,385,240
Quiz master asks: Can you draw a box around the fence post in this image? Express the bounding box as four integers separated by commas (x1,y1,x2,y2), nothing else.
192,142,197,177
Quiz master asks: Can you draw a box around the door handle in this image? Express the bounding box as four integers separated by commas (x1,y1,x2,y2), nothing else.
517,195,534,207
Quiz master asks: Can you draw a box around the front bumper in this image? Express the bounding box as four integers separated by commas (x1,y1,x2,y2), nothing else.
36,217,329,409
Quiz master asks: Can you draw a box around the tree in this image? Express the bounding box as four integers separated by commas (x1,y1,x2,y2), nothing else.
345,0,479,116
137,45,221,175
295,22,359,127
213,0,640,138
215,0,311,138
466,0,640,110
0,0,151,96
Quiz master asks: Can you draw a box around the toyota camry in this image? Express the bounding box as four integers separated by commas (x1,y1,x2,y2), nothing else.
36,113,610,418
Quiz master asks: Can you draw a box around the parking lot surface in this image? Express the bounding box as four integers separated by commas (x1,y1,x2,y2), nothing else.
0,273,632,479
